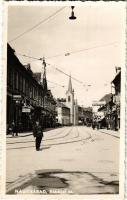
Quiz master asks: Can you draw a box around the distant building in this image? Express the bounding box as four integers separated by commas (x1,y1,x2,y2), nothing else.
78,106,92,125
111,70,121,130
97,68,121,131
92,100,106,120
56,101,70,125
56,76,78,126
97,93,113,129
65,76,78,125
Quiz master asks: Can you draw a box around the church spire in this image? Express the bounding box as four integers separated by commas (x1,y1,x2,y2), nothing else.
67,75,73,93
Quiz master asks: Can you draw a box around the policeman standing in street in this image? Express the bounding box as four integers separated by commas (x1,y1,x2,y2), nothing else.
33,120,43,151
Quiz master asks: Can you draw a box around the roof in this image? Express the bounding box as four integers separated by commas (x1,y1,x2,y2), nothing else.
7,43,43,88
33,73,42,83
112,71,121,85
98,99,115,112
100,93,112,104
56,101,69,109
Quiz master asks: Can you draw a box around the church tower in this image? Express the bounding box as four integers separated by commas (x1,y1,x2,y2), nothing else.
66,76,74,124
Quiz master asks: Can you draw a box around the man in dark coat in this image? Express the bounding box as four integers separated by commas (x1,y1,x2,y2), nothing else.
33,120,43,151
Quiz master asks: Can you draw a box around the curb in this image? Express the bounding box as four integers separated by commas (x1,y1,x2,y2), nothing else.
99,130,120,139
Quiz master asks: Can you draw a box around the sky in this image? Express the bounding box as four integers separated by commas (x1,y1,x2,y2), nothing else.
7,3,125,107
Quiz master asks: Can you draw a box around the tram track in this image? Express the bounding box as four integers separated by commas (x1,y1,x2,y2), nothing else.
43,126,93,147
7,127,73,149
7,127,68,145
7,126,94,150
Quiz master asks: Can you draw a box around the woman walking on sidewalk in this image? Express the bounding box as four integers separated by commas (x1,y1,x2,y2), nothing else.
33,120,43,151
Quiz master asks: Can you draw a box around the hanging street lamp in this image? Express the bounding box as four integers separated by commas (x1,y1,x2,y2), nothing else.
69,6,77,20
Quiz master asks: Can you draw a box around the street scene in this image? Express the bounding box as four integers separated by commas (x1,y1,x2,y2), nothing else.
7,126,119,194
6,3,124,195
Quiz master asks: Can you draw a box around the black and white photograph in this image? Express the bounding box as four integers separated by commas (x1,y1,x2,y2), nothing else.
4,2,125,198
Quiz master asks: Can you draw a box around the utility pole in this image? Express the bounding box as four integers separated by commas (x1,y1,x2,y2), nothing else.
42,57,47,107
42,57,47,128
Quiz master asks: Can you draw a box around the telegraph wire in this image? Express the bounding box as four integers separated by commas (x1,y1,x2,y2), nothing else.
14,52,104,87
9,7,66,43
15,53,85,85
14,42,114,87
47,79,65,88
15,53,42,61
15,41,119,62
46,63,83,84
15,52,84,85
46,42,119,59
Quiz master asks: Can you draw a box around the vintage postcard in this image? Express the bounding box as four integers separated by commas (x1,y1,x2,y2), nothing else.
1,1,126,199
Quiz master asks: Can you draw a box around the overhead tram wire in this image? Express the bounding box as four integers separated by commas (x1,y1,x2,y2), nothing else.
9,7,66,43
47,79,65,88
15,53,42,61
46,63,83,84
15,51,86,85
46,41,119,59
14,53,66,88
15,41,119,62
13,52,103,87
14,41,118,87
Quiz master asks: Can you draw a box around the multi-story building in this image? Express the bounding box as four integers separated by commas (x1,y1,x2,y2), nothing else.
92,100,106,120
111,69,121,130
78,106,92,126
7,43,56,132
97,93,113,129
97,68,121,131
43,89,57,128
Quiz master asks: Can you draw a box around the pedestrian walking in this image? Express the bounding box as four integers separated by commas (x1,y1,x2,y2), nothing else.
33,120,43,151
8,123,13,135
92,119,96,130
11,121,18,137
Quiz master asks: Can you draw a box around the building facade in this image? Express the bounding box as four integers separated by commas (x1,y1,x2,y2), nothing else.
111,70,121,130
56,101,70,125
96,69,121,131
7,43,56,133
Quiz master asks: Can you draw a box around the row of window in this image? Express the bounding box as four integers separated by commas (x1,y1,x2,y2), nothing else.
7,66,43,99
7,66,55,108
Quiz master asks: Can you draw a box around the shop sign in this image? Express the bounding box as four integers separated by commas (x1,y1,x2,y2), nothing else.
22,107,31,113
13,95,22,100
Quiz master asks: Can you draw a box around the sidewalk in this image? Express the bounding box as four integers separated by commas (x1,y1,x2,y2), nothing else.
99,129,120,138
6,127,62,138
6,132,32,138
